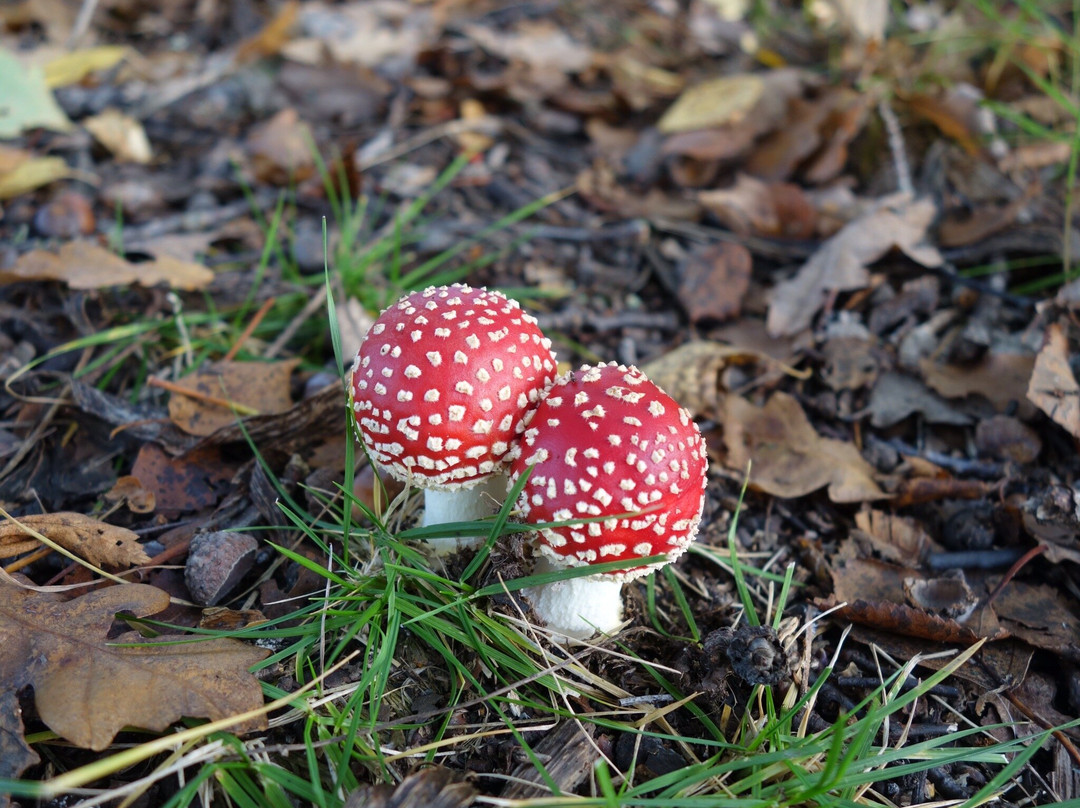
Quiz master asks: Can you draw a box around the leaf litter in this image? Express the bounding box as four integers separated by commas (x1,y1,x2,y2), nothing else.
3,0,1080,803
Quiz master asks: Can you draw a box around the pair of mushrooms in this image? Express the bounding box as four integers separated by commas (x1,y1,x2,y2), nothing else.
350,284,708,639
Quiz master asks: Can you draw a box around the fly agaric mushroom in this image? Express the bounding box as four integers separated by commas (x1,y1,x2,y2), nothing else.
350,284,557,554
507,362,708,639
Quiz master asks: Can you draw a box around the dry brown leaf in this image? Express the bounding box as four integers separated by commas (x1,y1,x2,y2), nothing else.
903,92,981,155
640,339,803,420
344,766,477,808
661,125,757,162
235,0,299,63
853,509,944,567
938,189,1035,247
0,512,148,568
826,557,1004,643
820,335,877,391
1026,321,1080,439
999,140,1071,172
921,349,1036,416
867,371,970,428
723,392,885,502
246,107,316,185
892,476,993,507
576,164,701,220
104,475,157,514
0,240,213,290
744,95,829,181
0,577,268,759
802,90,871,184
286,1,433,70
642,340,730,419
465,19,592,75
676,242,752,323
766,195,942,337
699,173,817,239
993,580,1080,661
167,359,300,436
131,444,237,513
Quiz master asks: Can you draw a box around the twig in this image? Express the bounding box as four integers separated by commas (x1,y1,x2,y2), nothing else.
224,296,277,361
265,285,328,359
879,98,913,196
982,544,1048,608
66,0,100,47
925,548,1026,571
356,116,503,171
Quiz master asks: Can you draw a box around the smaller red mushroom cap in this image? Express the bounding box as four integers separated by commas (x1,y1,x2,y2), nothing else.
507,362,708,581
350,284,557,490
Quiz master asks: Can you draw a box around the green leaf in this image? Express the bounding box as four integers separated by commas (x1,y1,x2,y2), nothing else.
0,48,73,138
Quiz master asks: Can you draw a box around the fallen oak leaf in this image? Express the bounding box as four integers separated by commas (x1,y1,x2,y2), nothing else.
0,575,268,754
36,650,357,802
723,391,885,502
0,240,213,291
0,512,148,568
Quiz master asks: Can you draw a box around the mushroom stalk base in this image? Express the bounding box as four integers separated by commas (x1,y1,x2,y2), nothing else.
421,474,506,556
523,560,624,640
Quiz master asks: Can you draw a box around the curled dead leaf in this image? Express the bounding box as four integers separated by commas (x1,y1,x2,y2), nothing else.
1027,321,1080,439
104,475,157,514
0,512,148,568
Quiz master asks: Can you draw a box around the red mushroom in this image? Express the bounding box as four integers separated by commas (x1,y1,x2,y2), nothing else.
507,362,708,638
350,284,557,554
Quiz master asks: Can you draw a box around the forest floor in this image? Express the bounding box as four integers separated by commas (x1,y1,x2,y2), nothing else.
2,1,1080,806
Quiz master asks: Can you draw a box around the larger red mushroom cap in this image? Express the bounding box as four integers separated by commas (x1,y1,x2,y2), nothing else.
351,284,558,491
508,362,708,582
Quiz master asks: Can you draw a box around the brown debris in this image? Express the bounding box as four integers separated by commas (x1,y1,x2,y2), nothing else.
0,512,148,569
723,392,885,502
0,576,268,756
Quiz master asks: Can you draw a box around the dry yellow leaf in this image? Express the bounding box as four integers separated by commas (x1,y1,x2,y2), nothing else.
657,74,764,134
83,108,152,164
0,512,149,568
42,45,129,88
0,155,71,199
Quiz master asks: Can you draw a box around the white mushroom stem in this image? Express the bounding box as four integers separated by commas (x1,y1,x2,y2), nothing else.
421,474,507,556
523,556,625,640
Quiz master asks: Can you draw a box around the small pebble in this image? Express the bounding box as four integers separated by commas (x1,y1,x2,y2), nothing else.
185,531,258,606
33,191,95,238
